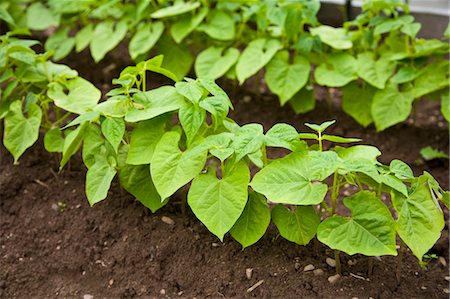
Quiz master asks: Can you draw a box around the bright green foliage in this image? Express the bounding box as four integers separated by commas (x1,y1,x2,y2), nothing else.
251,151,339,205
129,22,164,60
3,101,42,163
188,161,250,241
310,25,352,49
317,191,397,256
90,20,127,62
272,205,320,245
60,123,86,170
392,176,445,260
27,2,59,30
442,94,449,121
342,82,375,127
101,117,125,152
420,146,449,161
171,7,208,43
45,28,75,61
195,47,239,80
44,128,64,153
198,10,235,41
86,155,117,206
151,2,200,19
315,53,357,87
230,191,271,248
356,53,396,89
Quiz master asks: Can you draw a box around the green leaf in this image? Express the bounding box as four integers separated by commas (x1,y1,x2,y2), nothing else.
265,123,306,152
197,9,235,41
315,53,357,87
265,51,310,105
413,61,449,98
101,117,125,152
125,86,184,122
156,35,193,80
310,25,352,49
356,53,396,89
47,77,101,114
75,24,93,52
317,191,397,256
44,128,64,153
129,22,164,60
27,2,59,30
288,88,315,114
171,7,208,43
321,135,361,143
204,133,233,162
90,20,127,62
3,101,42,163
401,22,421,38
230,191,271,248
188,161,250,241
199,96,229,128
371,83,414,131
392,176,445,260
272,205,320,245
45,27,75,61
175,80,204,103
236,38,282,84
231,124,265,161
195,47,240,80
389,159,414,180
126,115,168,165
341,82,375,127
334,145,381,163
179,102,206,145
86,155,116,206
390,66,421,84
420,146,449,161
305,120,335,133
441,93,449,122
82,124,106,169
251,151,339,205
151,131,208,199
60,123,87,170
151,2,200,18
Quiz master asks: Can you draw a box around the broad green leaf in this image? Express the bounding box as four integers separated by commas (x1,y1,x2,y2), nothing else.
151,131,207,199
126,115,168,165
175,80,204,103
137,55,179,82
82,124,106,169
45,27,75,61
288,88,315,114
389,159,413,180
334,145,381,162
195,47,239,80
203,133,233,162
265,123,306,152
199,96,229,128
251,151,339,205
315,53,357,87
129,22,164,60
371,83,414,131
179,102,206,145
356,53,396,89
198,78,232,108
125,86,184,122
310,25,352,49
27,2,59,30
231,123,265,161
197,9,235,41
44,128,64,153
401,22,421,38
420,146,449,161
4,101,42,163
392,176,445,260
188,161,250,241
151,2,200,18
236,38,282,84
322,135,361,143
342,82,375,127
265,51,310,105
374,16,412,35
86,155,116,206
101,117,125,152
441,94,449,122
390,66,421,84
413,61,449,98
317,191,397,256
75,24,93,52
60,123,87,170
47,77,101,114
230,191,271,248
272,205,320,245
171,7,208,43
90,20,127,62
156,35,193,80
63,111,100,129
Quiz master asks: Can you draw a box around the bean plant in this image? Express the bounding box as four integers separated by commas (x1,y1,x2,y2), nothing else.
2,0,448,131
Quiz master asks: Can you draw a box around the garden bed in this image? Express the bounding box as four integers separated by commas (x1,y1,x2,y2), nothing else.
1,90,448,298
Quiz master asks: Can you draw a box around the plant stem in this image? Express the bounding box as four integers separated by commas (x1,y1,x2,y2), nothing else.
335,250,342,275
261,145,267,167
367,257,374,275
396,241,405,282
331,171,339,214
318,131,323,152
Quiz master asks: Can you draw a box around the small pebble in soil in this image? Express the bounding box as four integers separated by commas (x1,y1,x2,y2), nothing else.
160,289,166,295
178,291,183,296
294,262,301,271
211,243,220,247
246,268,253,280
326,258,336,267
313,269,324,276
438,256,447,267
303,264,315,272
109,279,114,286
421,286,427,290
161,216,175,225
444,276,450,281
328,274,340,284
444,288,449,294
352,297,359,299
83,295,94,299
243,95,252,103
51,203,59,211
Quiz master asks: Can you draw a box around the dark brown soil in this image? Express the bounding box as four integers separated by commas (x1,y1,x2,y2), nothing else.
1,84,449,298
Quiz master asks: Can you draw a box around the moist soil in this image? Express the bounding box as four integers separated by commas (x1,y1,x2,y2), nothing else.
1,49,450,298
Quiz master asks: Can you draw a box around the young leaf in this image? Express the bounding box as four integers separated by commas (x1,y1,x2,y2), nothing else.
265,51,310,105
342,82,375,127
420,146,449,161
44,128,64,153
175,80,204,103
356,53,396,89
101,117,125,153
315,53,357,87
188,161,250,241
26,2,59,30
156,36,193,80
3,101,42,163
310,25,352,49
195,47,240,80
171,7,208,43
236,38,282,84
265,123,306,152
305,120,336,133
151,2,200,18
75,24,94,52
60,123,87,170
90,20,127,62
272,205,320,245
371,83,414,131
86,156,117,206
151,131,208,199
413,61,449,98
82,124,106,169
230,191,271,248
441,93,449,122
179,102,206,145
47,77,101,114
197,9,235,41
334,145,381,162
129,22,164,60
321,135,361,143
231,124,265,161
317,191,397,256
289,88,315,114
251,151,339,205
392,176,445,261
389,159,414,180
45,28,75,61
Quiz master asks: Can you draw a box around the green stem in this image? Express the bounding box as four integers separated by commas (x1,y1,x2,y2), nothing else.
318,132,323,152
142,70,146,92
331,171,339,215
396,240,405,282
261,145,267,167
335,250,342,275
320,201,332,214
